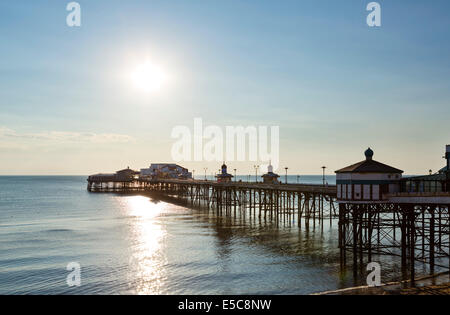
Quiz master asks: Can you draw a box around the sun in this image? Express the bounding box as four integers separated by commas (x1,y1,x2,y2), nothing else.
130,60,167,93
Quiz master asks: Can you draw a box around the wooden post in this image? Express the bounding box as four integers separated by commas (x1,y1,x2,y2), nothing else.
430,206,435,274
410,207,416,284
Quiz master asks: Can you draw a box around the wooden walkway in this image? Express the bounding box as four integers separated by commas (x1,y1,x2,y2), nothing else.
87,178,338,225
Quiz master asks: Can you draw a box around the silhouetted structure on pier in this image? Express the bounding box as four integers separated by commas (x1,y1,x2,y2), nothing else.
336,147,450,282
87,145,450,282
87,177,337,227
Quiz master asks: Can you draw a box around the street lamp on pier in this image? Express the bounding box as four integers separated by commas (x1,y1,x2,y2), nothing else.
285,167,289,184
204,168,208,181
254,165,260,183
234,169,237,182
322,166,327,186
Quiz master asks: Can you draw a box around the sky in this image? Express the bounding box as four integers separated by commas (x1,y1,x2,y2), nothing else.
0,0,449,175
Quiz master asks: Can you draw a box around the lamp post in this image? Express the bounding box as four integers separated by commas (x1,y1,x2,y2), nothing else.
234,169,237,182
285,167,289,184
254,165,260,183
192,170,195,180
204,168,208,181
445,145,450,192
297,175,300,184
322,166,327,186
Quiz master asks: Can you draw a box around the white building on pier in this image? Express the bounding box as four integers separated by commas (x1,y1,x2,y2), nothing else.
335,148,403,202
140,164,192,180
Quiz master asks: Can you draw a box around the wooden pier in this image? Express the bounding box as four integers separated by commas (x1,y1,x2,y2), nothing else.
87,172,449,282
87,145,450,283
339,197,450,282
87,178,338,227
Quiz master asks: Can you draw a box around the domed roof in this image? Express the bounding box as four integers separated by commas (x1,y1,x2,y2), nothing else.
336,147,403,174
365,147,374,160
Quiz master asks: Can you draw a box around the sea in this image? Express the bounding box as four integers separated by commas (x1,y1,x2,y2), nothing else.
0,175,405,295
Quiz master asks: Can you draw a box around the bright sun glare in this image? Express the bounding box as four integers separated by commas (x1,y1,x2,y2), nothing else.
130,60,167,93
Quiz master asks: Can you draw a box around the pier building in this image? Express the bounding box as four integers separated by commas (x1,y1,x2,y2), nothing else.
216,163,233,183
336,148,403,202
140,163,192,180
87,167,138,183
336,146,450,282
400,145,450,194
262,163,280,184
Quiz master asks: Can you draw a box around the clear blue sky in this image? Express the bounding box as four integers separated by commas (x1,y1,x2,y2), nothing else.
0,0,449,175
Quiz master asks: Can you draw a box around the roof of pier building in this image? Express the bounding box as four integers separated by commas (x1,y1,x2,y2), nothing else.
262,172,280,178
88,173,116,181
149,164,189,171
403,173,446,182
217,173,233,178
116,167,139,174
217,163,233,178
262,162,280,178
335,148,403,174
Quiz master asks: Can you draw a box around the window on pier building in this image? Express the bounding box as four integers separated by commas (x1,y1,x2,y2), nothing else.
372,185,380,200
347,185,352,199
402,178,444,193
363,185,371,200
380,184,389,195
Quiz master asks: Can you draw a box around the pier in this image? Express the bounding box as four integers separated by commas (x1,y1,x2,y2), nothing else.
87,146,450,282
87,178,338,227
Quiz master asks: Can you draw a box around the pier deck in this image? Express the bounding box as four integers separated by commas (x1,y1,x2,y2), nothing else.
88,178,336,195
87,177,338,225
87,176,449,282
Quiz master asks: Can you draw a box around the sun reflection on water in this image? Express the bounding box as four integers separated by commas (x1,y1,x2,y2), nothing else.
121,196,168,295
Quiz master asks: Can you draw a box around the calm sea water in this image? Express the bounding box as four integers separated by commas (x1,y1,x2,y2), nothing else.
0,175,402,295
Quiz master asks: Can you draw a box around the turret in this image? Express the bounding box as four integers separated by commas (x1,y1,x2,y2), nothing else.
446,145,450,191
217,162,233,183
221,163,228,174
365,147,374,160
262,162,280,184
446,145,450,173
